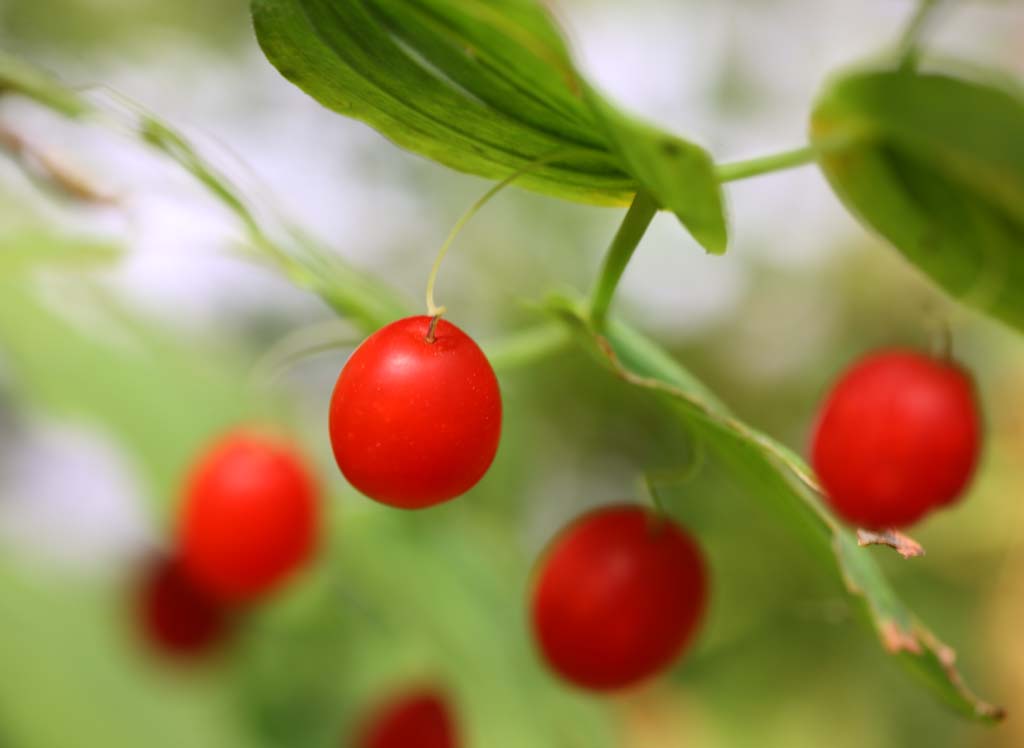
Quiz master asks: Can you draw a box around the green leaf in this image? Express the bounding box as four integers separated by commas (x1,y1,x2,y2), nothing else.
0,51,91,117
250,0,726,251
548,296,1004,723
811,69,1024,331
583,91,727,253
0,230,121,275
137,115,409,333
0,55,409,332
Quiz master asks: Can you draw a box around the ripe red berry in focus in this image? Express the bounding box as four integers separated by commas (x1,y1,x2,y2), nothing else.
811,349,981,529
180,430,319,603
354,688,459,748
136,556,228,659
329,315,502,509
531,505,708,691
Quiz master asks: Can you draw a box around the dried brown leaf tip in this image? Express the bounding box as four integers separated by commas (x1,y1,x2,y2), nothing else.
919,631,1007,722
857,529,925,559
879,620,923,655
0,124,117,205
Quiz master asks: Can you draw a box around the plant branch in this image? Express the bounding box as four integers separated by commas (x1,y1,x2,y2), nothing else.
716,145,819,183
484,322,570,372
588,190,658,330
897,0,944,70
425,149,575,318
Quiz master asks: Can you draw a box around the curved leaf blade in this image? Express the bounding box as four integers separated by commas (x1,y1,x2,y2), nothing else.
812,70,1024,331
252,0,634,204
367,0,601,146
548,296,1004,723
584,90,727,254
251,0,727,251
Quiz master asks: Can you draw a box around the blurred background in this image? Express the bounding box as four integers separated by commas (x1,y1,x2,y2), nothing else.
1,0,1023,746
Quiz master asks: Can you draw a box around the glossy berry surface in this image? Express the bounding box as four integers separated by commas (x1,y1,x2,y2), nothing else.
354,688,458,748
811,349,981,529
531,505,708,691
329,315,502,509
136,556,228,659
180,431,319,603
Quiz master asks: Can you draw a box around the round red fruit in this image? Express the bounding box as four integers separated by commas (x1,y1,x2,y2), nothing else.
180,430,319,603
811,349,981,529
531,505,708,691
136,555,228,660
354,688,459,748
329,315,502,509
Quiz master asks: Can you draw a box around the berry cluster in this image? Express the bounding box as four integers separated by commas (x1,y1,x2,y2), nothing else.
135,430,319,660
328,316,711,693
138,312,984,743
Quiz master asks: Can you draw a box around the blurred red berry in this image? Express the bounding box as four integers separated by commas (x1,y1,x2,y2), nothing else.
329,315,502,509
180,430,319,603
811,350,981,529
137,556,228,659
354,688,458,748
531,505,708,691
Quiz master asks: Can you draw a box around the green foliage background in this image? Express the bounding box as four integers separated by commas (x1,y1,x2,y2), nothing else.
1,1,1023,747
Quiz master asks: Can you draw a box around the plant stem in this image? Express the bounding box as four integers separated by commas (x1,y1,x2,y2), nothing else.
425,148,577,318
897,0,943,70
588,190,658,330
715,145,819,183
485,322,570,372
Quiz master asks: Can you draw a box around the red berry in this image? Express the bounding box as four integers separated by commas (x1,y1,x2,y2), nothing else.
811,349,981,529
531,505,708,691
329,316,502,509
136,556,228,659
354,688,459,748
179,431,319,603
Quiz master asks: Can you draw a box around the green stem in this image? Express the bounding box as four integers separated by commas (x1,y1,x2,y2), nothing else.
645,472,668,518
716,145,819,183
588,190,658,330
897,0,942,70
425,148,580,318
484,322,570,372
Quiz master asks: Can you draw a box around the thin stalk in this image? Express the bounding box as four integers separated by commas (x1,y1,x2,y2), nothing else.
484,322,571,372
897,0,943,70
716,145,819,183
588,190,658,330
425,149,577,318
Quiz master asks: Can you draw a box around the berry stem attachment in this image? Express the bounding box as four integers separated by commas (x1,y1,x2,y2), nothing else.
642,450,707,519
425,314,440,344
589,190,659,330
424,149,576,319
644,472,669,519
930,317,954,361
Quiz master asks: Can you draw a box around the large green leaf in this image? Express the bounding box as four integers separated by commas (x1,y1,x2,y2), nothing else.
250,0,727,252
548,296,1004,724
812,69,1024,331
